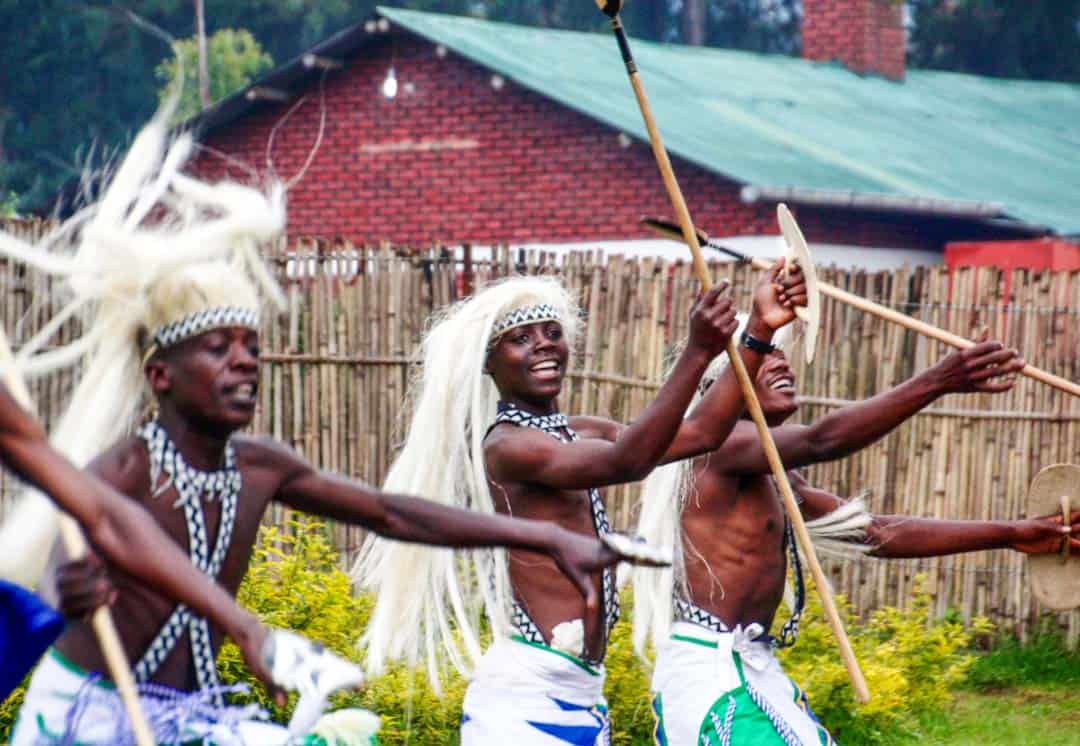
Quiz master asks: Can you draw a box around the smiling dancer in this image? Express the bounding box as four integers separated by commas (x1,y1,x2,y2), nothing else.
633,324,1078,745
354,261,805,744
0,110,650,746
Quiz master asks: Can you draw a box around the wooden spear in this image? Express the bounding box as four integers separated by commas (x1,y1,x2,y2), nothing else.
641,215,1080,399
0,326,157,746
594,0,871,702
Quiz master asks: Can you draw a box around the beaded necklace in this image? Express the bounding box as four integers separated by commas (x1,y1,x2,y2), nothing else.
489,401,620,664
132,421,240,703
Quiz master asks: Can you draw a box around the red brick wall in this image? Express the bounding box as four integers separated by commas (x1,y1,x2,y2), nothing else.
802,0,905,81
192,29,972,253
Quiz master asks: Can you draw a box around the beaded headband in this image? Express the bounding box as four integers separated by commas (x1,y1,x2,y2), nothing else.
144,306,259,362
488,303,562,346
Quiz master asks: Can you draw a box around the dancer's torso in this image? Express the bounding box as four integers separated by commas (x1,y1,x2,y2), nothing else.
680,458,798,634
485,413,614,663
52,434,277,691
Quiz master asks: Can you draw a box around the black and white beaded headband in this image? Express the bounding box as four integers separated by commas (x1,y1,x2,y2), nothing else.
144,306,259,360
488,303,561,346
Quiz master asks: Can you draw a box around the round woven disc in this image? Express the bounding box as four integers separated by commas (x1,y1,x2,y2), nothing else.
1028,463,1080,610
777,204,821,364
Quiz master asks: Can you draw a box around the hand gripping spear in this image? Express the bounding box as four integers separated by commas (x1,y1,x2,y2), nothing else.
0,326,157,746
594,0,872,702
641,216,1080,399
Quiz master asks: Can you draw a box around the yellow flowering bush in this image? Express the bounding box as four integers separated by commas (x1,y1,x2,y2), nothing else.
601,593,656,745
780,575,991,743
0,525,998,746
216,519,470,744
0,679,27,739
218,529,990,745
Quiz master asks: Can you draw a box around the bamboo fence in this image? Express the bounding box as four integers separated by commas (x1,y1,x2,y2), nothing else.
1,218,1078,642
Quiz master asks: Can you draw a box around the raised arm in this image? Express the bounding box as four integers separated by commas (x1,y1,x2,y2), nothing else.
795,472,1078,558
661,259,807,462
714,332,1024,475
486,285,738,490
0,383,277,692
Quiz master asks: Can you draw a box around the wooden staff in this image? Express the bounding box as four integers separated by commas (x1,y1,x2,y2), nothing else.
641,216,1080,399
595,0,871,702
0,327,156,746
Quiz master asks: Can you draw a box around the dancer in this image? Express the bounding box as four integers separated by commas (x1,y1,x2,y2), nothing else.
0,379,276,701
634,323,1078,746
1,111,649,746
354,262,805,744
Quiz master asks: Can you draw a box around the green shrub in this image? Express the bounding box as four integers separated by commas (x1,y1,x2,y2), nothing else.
0,531,1040,746
220,535,994,746
602,593,656,744
0,677,28,738
780,575,990,744
965,621,1080,691
217,519,470,744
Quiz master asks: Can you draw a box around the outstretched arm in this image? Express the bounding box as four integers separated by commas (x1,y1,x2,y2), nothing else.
0,383,278,693
794,472,1078,558
714,332,1024,475
270,439,665,609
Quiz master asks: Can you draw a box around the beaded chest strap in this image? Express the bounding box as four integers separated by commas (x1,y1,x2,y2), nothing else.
490,401,620,664
133,421,241,702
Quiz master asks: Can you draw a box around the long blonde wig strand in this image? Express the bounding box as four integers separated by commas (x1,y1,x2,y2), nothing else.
351,275,581,687
0,99,285,586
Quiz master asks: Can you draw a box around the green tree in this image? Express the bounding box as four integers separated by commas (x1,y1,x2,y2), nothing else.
706,0,801,55
155,28,273,120
909,0,1080,82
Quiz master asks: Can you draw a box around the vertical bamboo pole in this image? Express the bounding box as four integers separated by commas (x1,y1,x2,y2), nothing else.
596,3,868,701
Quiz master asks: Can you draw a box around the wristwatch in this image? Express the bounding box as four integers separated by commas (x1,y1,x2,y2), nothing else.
740,330,776,354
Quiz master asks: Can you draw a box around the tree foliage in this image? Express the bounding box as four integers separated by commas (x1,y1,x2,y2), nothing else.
908,0,1080,82
155,29,274,122
1,1,1077,211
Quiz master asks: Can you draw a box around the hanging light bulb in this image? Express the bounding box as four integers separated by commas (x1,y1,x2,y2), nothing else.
381,66,398,99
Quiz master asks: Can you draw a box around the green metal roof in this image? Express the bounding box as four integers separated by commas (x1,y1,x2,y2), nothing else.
378,7,1080,235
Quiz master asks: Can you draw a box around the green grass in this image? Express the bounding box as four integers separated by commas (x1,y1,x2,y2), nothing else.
891,628,1080,746
904,687,1080,746
965,627,1080,690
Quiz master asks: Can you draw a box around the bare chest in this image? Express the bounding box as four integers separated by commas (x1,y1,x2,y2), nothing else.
491,478,600,536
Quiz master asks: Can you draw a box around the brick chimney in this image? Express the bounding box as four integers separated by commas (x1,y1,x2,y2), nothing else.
802,0,906,81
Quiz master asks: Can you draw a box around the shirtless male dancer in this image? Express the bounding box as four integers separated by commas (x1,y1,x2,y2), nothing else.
0,380,273,697
4,117,650,746
355,262,806,744
634,321,1080,746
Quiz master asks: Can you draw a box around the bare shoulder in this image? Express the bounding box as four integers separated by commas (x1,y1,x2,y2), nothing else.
567,414,621,442
483,422,555,482
232,433,309,476
705,420,760,472
87,435,151,499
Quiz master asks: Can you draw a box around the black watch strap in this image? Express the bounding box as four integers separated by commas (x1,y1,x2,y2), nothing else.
740,330,776,354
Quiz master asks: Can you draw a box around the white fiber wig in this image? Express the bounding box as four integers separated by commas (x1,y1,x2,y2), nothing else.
631,315,871,656
0,100,285,586
351,275,581,687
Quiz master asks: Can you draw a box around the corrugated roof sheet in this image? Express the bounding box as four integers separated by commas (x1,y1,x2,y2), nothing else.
378,7,1080,235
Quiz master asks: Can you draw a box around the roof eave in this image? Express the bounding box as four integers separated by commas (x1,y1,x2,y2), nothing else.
739,185,1052,235
182,14,385,136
